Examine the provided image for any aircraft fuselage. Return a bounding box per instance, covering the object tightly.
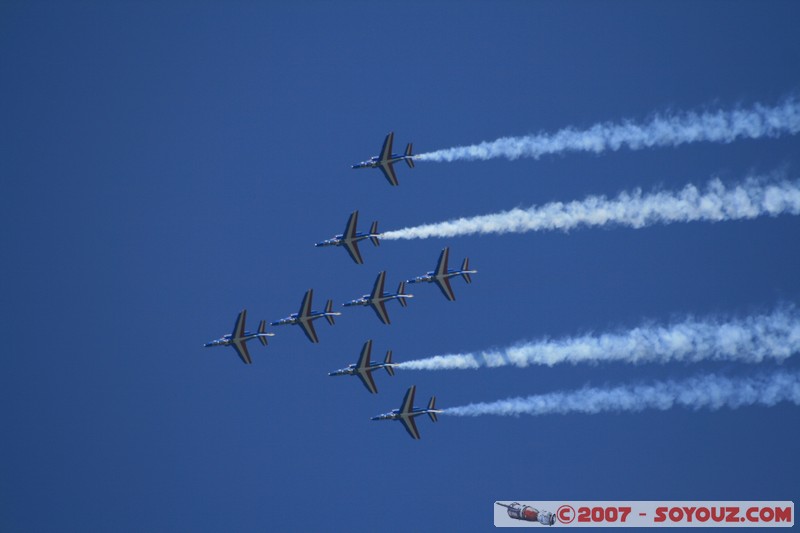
[329,361,391,376]
[271,314,300,326]
[315,232,373,248]
[409,268,476,284]
[343,294,412,307]
[205,330,261,347]
[352,153,411,169]
[275,309,339,325]
[328,365,358,377]
[371,407,432,421]
[343,296,370,307]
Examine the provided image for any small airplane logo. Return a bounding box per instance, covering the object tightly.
[270,289,341,344]
[371,385,441,440]
[342,271,413,325]
[204,309,273,364]
[496,502,556,526]
[314,210,380,265]
[352,131,414,186]
[328,340,396,394]
[406,247,477,301]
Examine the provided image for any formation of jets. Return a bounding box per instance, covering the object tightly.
[205,133,474,439]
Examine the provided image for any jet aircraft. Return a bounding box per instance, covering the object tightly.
[314,210,380,265]
[204,309,273,364]
[327,339,396,394]
[270,289,341,344]
[371,385,441,440]
[352,131,414,186]
[342,271,412,324]
[406,247,477,301]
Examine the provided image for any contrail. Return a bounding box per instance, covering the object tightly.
[444,370,800,417]
[396,307,800,370]
[415,98,800,162]
[380,177,800,240]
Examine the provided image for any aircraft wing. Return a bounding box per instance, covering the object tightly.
[400,415,421,440]
[434,277,456,301]
[370,301,391,325]
[343,240,364,264]
[370,271,386,300]
[435,248,450,277]
[378,162,399,186]
[357,340,373,370]
[357,369,378,394]
[232,309,247,339]
[379,132,394,162]
[344,211,359,240]
[298,289,313,318]
[231,338,253,364]
[400,385,416,415]
[298,318,320,344]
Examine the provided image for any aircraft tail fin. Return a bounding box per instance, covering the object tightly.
[384,350,395,376]
[397,282,409,308]
[405,143,415,168]
[257,320,269,346]
[461,258,472,284]
[369,221,380,247]
[427,396,438,422]
[325,300,336,325]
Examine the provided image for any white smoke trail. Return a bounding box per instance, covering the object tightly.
[380,177,800,240]
[416,99,800,162]
[396,307,800,370]
[444,371,800,417]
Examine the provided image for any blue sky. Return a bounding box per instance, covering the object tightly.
[2,2,799,531]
